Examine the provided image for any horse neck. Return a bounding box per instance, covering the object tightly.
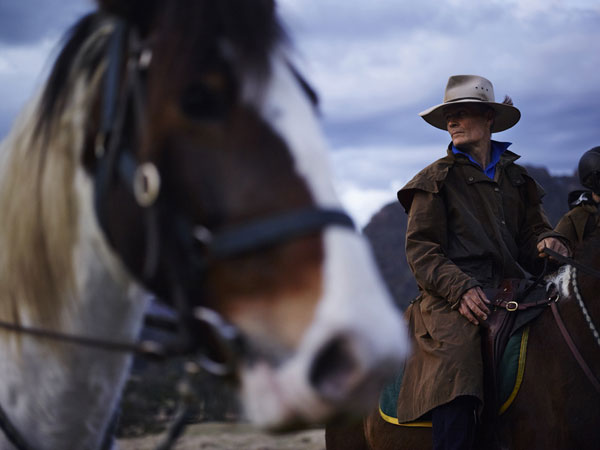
[0,75,149,449]
[572,239,600,319]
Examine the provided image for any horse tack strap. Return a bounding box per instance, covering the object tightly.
[492,297,551,311]
[203,208,355,260]
[543,247,600,279]
[485,278,552,312]
[0,318,170,358]
[550,301,600,394]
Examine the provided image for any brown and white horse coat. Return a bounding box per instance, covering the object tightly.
[0,1,408,449]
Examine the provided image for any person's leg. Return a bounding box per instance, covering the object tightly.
[431,395,478,450]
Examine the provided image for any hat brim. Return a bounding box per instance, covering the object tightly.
[419,99,521,133]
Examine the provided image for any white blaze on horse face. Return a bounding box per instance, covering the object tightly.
[239,53,410,426]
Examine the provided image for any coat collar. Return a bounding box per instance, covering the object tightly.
[445,142,521,167]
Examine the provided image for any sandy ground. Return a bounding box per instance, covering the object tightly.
[118,422,326,450]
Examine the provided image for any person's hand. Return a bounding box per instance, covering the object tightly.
[458,286,491,325]
[537,237,570,259]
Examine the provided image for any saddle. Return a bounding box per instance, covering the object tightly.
[481,278,551,421]
[379,278,554,430]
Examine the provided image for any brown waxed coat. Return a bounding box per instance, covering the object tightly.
[395,145,561,422]
[554,203,600,248]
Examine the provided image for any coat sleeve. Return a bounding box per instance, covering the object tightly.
[405,189,480,307]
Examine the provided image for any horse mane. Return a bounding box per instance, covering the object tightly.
[0,16,112,330]
[37,13,107,136]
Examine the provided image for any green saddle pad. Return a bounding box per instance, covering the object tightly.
[379,326,529,427]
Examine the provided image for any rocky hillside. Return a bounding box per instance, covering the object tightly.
[363,166,581,310]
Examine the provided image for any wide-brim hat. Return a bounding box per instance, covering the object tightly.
[419,75,521,133]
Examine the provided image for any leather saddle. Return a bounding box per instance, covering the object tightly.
[480,278,551,420]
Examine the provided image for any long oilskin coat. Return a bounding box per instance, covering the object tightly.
[395,145,560,422]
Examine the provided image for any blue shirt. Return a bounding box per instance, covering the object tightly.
[451,140,512,180]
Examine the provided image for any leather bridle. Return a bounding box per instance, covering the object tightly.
[92,16,355,374]
[0,17,355,450]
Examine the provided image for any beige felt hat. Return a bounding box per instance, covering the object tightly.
[419,75,521,133]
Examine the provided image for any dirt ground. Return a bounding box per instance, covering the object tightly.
[118,422,326,450]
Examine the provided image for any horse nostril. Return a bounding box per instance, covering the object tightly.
[308,334,362,401]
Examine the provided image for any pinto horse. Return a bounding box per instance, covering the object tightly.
[0,1,409,448]
[326,239,600,450]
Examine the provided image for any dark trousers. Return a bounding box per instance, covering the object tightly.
[431,395,478,450]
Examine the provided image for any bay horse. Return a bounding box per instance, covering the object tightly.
[0,1,409,448]
[326,239,600,450]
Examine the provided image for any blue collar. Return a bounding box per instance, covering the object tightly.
[452,140,511,179]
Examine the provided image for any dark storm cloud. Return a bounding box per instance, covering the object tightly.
[0,0,93,45]
[287,0,600,182]
[281,2,440,39]
[1,0,599,223]
[514,97,600,170]
[323,106,430,150]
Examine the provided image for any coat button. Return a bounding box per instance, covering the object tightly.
[468,176,474,182]
[501,220,506,225]
[494,187,500,192]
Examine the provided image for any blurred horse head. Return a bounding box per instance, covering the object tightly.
[0,1,408,448]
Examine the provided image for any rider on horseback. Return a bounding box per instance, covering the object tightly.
[396,75,570,450]
[555,146,600,247]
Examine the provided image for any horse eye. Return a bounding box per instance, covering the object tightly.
[180,84,227,120]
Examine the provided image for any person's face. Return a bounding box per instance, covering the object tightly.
[443,104,493,149]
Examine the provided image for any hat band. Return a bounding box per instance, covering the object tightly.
[446,96,489,103]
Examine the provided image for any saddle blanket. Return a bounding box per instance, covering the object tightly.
[379,326,529,427]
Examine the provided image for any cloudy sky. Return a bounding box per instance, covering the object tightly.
[1,0,599,226]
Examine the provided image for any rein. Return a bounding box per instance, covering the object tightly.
[0,307,232,361]
[542,247,600,279]
[0,306,236,450]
